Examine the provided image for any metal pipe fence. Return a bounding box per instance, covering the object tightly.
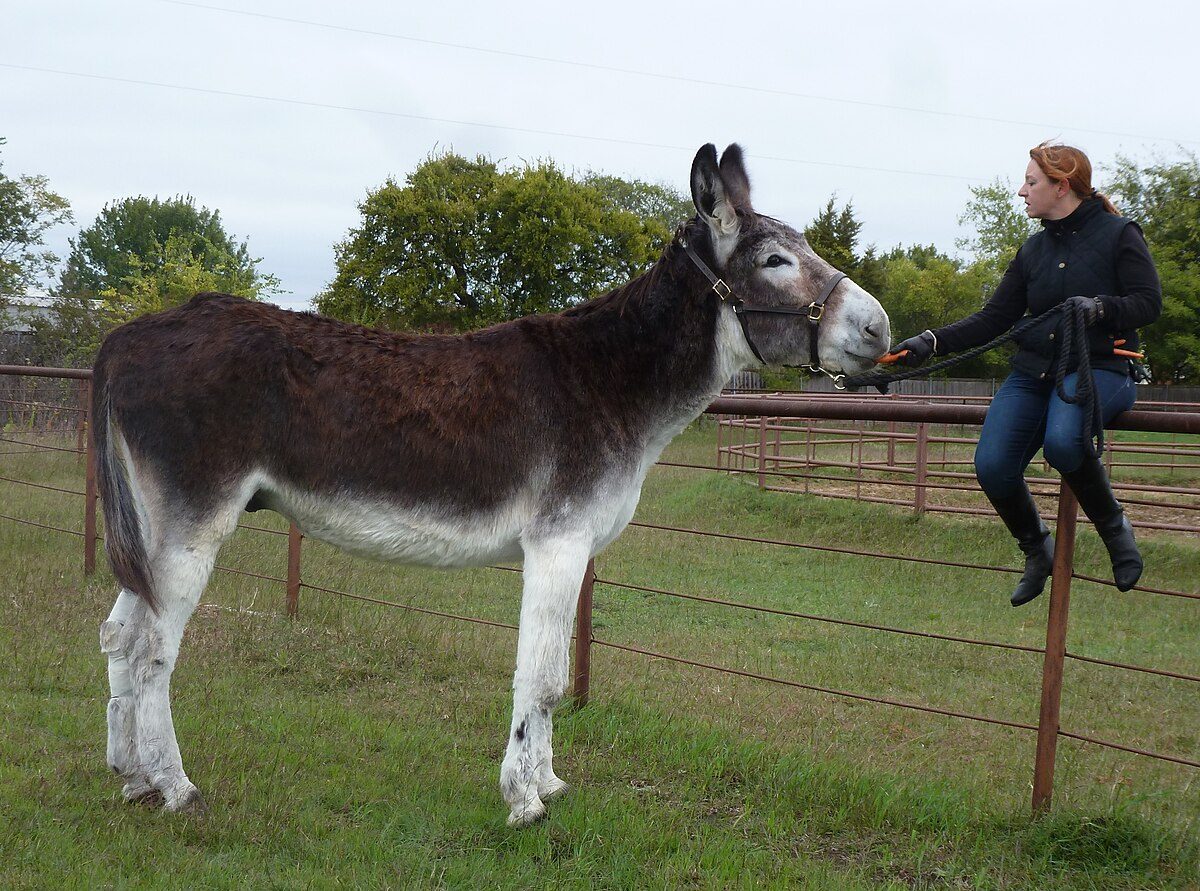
[2,366,1198,818]
[716,406,1200,533]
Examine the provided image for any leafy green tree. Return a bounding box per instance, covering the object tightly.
[1107,153,1200,382]
[58,195,277,303]
[37,195,278,365]
[100,231,277,324]
[956,177,1037,273]
[877,245,1009,378]
[317,153,673,332]
[0,138,73,309]
[581,173,693,232]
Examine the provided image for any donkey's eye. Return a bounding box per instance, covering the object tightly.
[764,254,789,268]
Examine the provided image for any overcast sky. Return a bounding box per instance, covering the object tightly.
[3,0,1198,311]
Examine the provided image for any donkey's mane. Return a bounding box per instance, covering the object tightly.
[561,238,680,321]
[188,217,702,361]
[562,216,734,321]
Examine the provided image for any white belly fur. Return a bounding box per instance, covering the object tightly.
[252,429,680,570]
[260,479,528,567]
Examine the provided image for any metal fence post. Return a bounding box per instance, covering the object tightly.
[573,558,596,706]
[76,379,87,459]
[774,418,782,477]
[286,523,302,618]
[757,415,768,489]
[914,422,929,515]
[83,380,97,576]
[715,413,723,470]
[1032,482,1079,813]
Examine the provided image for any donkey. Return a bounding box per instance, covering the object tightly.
[93,143,890,827]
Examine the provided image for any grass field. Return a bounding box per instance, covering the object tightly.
[2,422,1198,889]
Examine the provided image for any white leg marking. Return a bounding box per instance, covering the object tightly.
[125,536,224,813]
[500,538,589,827]
[100,589,143,787]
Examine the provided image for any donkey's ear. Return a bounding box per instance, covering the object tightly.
[690,143,740,247]
[690,144,721,218]
[718,143,753,213]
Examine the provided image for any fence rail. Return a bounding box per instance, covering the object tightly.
[2,366,1198,816]
[715,396,1200,533]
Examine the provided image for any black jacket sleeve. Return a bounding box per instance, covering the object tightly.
[930,250,1028,354]
[1098,224,1162,331]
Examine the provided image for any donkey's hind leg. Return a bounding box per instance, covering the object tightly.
[100,588,158,804]
[500,537,589,827]
[123,533,224,813]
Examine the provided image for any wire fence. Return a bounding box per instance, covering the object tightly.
[2,365,1198,816]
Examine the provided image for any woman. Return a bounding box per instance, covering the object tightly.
[890,142,1162,606]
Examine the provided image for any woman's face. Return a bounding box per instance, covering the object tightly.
[1017,159,1066,219]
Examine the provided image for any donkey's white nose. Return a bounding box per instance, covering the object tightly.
[863,310,890,353]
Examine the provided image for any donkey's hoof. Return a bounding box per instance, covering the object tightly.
[506,798,547,828]
[539,776,571,802]
[164,786,208,815]
[122,781,164,808]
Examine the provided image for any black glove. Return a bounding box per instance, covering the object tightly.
[886,330,936,367]
[1065,295,1103,326]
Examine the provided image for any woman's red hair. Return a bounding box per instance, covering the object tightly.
[1029,142,1119,215]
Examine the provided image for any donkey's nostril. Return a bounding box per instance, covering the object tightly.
[865,324,879,338]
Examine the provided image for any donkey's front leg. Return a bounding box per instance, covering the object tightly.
[500,538,589,827]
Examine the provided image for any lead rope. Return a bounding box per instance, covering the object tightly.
[1053,300,1106,458]
[840,301,1106,458]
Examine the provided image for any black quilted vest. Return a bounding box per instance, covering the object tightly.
[1011,199,1137,379]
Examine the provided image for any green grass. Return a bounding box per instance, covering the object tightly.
[1,424,1198,888]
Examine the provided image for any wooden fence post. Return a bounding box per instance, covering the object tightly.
[914,422,929,516]
[1032,482,1079,813]
[83,380,97,576]
[573,558,596,706]
[286,523,302,619]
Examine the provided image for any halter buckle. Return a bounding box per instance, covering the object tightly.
[807,303,825,323]
[711,279,732,301]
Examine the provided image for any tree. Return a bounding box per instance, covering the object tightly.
[956,177,1036,273]
[580,173,693,232]
[804,196,863,275]
[1107,152,1200,383]
[317,153,674,332]
[0,138,73,309]
[878,251,1008,377]
[36,195,279,366]
[58,194,278,304]
[854,244,887,297]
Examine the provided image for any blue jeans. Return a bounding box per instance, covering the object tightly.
[974,370,1136,499]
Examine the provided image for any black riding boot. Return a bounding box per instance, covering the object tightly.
[1060,454,1143,591]
[988,487,1055,607]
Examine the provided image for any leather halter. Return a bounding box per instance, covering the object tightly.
[683,242,848,381]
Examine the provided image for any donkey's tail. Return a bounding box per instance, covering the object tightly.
[92,367,157,612]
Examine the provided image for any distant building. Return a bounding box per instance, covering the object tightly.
[0,298,52,363]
